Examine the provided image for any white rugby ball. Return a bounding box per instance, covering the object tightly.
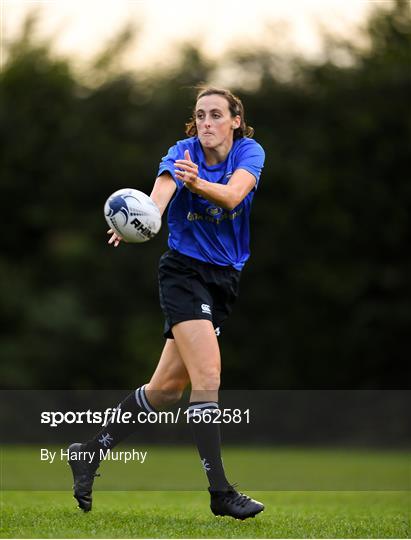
[104,188,161,243]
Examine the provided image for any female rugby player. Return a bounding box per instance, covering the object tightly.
[69,87,265,520]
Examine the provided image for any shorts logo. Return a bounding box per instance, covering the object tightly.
[201,303,211,315]
[215,327,221,337]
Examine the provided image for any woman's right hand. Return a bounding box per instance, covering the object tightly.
[107,228,123,247]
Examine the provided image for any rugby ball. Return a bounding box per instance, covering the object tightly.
[104,188,161,243]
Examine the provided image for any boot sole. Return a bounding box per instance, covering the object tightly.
[211,507,264,520]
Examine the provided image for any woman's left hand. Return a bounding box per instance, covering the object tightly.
[175,150,200,192]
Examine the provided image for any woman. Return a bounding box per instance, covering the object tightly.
[69,87,265,520]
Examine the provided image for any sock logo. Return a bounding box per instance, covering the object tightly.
[201,458,211,472]
[98,433,114,448]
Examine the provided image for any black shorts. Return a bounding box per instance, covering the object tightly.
[158,250,241,339]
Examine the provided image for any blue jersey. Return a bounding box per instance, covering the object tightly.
[157,136,265,270]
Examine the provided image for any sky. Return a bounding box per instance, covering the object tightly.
[1,0,387,71]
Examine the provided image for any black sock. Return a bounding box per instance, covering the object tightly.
[83,385,155,456]
[188,401,230,491]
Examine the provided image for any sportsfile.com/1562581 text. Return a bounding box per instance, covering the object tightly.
[40,408,250,427]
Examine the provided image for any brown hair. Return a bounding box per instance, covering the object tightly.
[185,86,254,139]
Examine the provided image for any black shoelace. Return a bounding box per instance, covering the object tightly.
[224,485,252,507]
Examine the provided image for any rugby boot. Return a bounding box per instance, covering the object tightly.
[68,443,100,512]
[209,484,264,520]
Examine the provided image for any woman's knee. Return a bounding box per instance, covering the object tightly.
[146,378,187,408]
[190,366,221,391]
[160,383,185,405]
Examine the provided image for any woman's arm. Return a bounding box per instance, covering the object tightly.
[150,172,177,216]
[184,169,256,211]
[175,151,256,211]
[107,172,176,247]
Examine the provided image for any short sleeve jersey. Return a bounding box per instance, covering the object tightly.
[157,136,265,270]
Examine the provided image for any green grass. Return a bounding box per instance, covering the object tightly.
[1,446,410,537]
[2,445,409,490]
[1,490,409,538]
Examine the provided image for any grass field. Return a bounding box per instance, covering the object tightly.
[1,490,409,538]
[1,446,409,538]
[2,445,409,491]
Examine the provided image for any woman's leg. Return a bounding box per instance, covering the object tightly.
[83,339,190,452]
[145,338,190,409]
[171,318,264,519]
[171,319,221,400]
[171,319,229,490]
[69,339,189,512]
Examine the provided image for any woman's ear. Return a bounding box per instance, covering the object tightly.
[232,116,241,130]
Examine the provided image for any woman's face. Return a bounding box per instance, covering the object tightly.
[195,94,240,151]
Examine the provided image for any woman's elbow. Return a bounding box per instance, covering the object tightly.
[223,195,242,211]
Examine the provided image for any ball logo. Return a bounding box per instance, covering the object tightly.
[104,188,161,243]
[106,194,138,225]
[130,217,156,239]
